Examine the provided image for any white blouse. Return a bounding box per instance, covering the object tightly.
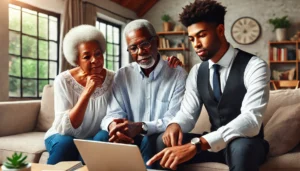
[44,69,115,140]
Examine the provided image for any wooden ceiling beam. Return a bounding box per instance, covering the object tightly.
[136,0,158,17]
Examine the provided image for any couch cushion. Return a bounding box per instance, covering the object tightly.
[39,151,49,164]
[0,132,46,164]
[35,85,55,132]
[191,106,211,134]
[264,89,300,125]
[264,103,300,157]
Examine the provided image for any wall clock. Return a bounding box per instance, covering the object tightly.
[231,17,261,45]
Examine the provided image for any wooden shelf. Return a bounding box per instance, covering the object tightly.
[269,41,298,45]
[158,48,189,51]
[269,60,298,63]
[157,31,187,35]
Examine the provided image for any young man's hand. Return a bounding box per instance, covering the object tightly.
[147,143,197,170]
[162,123,183,147]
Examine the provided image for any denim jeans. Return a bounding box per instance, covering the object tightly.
[94,130,159,169]
[45,133,101,164]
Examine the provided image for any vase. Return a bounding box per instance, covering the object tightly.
[1,163,31,171]
[275,28,287,41]
[163,22,172,32]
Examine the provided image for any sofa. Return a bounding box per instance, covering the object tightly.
[1,85,300,171]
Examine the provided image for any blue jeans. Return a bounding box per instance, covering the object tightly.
[45,133,102,164]
[94,130,158,169]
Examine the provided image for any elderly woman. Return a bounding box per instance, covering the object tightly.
[44,25,114,164]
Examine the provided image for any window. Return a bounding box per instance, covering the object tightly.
[96,18,121,71]
[8,1,60,98]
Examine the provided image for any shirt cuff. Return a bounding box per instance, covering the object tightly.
[144,121,157,135]
[101,117,115,132]
[202,131,226,152]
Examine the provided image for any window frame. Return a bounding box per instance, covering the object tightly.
[8,0,60,99]
[96,18,121,71]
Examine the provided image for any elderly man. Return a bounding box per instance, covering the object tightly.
[95,19,187,168]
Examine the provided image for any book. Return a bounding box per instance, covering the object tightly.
[54,161,83,171]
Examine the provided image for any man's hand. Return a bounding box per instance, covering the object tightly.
[147,143,197,170]
[108,119,133,144]
[167,56,183,68]
[108,119,143,143]
[162,123,183,147]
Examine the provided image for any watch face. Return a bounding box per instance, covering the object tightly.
[191,137,200,145]
[231,17,261,45]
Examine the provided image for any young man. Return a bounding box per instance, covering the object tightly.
[97,19,187,168]
[147,0,270,171]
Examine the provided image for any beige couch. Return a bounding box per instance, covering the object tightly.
[1,85,300,171]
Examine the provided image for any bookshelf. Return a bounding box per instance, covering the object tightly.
[268,41,300,89]
[157,31,190,71]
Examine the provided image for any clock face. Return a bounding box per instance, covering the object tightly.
[231,17,261,45]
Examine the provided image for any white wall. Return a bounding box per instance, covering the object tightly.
[0,0,9,101]
[143,0,300,69]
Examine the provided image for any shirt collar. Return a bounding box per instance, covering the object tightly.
[208,45,235,69]
[137,54,164,80]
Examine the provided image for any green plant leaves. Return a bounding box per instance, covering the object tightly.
[3,152,28,169]
[268,16,291,31]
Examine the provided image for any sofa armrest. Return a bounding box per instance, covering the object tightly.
[0,100,41,137]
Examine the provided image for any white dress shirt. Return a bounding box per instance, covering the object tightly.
[101,56,187,135]
[45,70,114,140]
[171,45,270,152]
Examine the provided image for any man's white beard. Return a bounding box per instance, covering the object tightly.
[138,56,156,69]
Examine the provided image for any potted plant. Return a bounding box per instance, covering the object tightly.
[268,16,291,41]
[1,152,31,171]
[161,14,172,32]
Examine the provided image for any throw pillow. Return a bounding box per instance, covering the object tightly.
[264,103,300,157]
[272,68,295,80]
[35,85,55,131]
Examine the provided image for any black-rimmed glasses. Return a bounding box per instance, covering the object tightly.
[127,37,156,54]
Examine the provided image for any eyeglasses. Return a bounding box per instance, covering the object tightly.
[127,37,155,54]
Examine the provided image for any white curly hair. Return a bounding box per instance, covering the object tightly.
[123,19,156,37]
[63,25,106,66]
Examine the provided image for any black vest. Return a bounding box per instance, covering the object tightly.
[197,49,263,138]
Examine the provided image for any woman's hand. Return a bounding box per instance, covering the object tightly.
[85,69,106,95]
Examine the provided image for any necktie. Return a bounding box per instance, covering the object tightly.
[213,64,222,102]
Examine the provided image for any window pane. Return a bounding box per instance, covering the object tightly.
[9,31,20,55]
[39,80,48,97]
[114,45,119,55]
[49,62,57,78]
[107,25,112,43]
[49,79,54,85]
[114,62,119,71]
[9,56,21,77]
[107,55,113,61]
[9,77,21,97]
[113,27,119,44]
[22,35,37,58]
[22,58,37,78]
[107,43,113,55]
[39,61,48,78]
[22,9,37,36]
[114,56,119,62]
[39,13,48,39]
[107,61,113,70]
[49,16,57,41]
[100,23,106,38]
[49,42,57,60]
[9,5,21,31]
[39,40,48,59]
[22,79,37,97]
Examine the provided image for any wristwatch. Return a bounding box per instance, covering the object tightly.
[191,137,202,154]
[141,122,148,135]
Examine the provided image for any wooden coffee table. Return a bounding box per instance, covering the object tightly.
[0,163,88,171]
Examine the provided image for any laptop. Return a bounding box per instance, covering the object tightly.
[74,139,148,171]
